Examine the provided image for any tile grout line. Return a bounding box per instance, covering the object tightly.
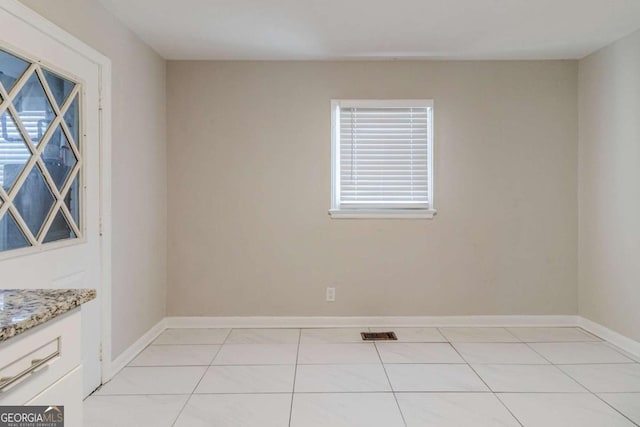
[517,340,639,426]
[593,394,640,427]
[522,341,555,364]
[436,326,523,344]
[546,363,593,392]
[524,340,639,366]
[602,341,640,364]
[113,361,640,368]
[209,328,233,367]
[601,341,640,363]
[524,340,636,363]
[90,390,634,397]
[90,328,640,426]
[169,328,232,427]
[125,360,640,368]
[373,340,409,427]
[503,328,522,342]
[288,329,302,427]
[448,342,525,427]
[492,393,527,427]
[553,363,640,427]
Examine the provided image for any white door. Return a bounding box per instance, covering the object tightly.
[0,5,103,396]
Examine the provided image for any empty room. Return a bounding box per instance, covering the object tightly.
[0,0,639,425]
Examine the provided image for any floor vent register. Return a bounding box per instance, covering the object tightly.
[360,331,398,341]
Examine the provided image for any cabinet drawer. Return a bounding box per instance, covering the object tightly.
[27,366,82,427]
[0,338,60,390]
[0,310,81,405]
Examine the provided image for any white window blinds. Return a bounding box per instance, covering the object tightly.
[332,100,433,212]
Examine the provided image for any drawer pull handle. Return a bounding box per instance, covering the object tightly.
[0,351,60,392]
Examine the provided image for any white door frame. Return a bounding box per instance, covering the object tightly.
[0,0,114,383]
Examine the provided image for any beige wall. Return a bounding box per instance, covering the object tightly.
[14,0,639,356]
[21,0,168,358]
[578,30,640,341]
[167,60,578,316]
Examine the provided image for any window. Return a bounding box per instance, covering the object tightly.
[330,100,435,219]
[0,48,82,253]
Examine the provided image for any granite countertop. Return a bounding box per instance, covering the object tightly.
[0,289,96,343]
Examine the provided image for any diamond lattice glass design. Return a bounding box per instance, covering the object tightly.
[43,209,76,243]
[63,94,79,150]
[0,211,30,251]
[0,109,31,192]
[13,165,56,238]
[0,47,82,252]
[14,72,55,146]
[42,69,74,108]
[41,125,77,190]
[0,49,29,93]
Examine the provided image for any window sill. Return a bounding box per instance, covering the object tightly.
[328,209,437,219]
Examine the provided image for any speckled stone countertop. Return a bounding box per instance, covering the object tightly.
[0,289,96,343]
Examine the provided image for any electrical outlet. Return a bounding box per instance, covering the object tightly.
[326,287,336,302]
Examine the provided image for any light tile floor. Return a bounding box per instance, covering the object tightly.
[85,327,640,427]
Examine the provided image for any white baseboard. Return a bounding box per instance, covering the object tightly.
[578,316,640,359]
[101,314,640,384]
[102,318,166,382]
[164,315,579,329]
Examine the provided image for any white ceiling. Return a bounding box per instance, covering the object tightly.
[98,0,640,60]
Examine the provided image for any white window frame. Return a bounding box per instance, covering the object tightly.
[330,99,436,219]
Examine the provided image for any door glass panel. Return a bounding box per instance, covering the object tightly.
[42,70,74,109]
[0,109,31,192]
[0,47,82,253]
[43,209,76,243]
[13,165,55,238]
[13,72,54,146]
[0,49,29,93]
[64,94,79,149]
[41,125,77,190]
[0,211,30,251]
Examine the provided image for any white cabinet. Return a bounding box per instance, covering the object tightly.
[27,367,83,427]
[0,309,83,426]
